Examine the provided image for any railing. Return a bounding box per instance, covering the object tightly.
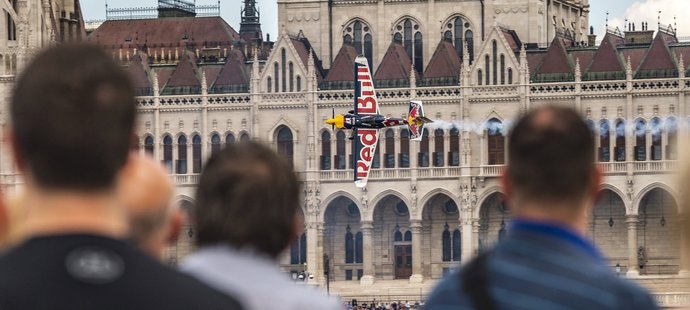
[480,165,506,177]
[169,174,200,185]
[633,161,677,173]
[597,162,627,174]
[654,293,690,308]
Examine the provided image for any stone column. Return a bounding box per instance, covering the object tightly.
[409,220,423,283]
[472,219,480,255]
[315,224,326,284]
[360,220,375,285]
[461,217,473,263]
[626,215,639,277]
[679,214,689,276]
[306,221,319,285]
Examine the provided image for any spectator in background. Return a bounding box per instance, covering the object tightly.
[0,44,242,310]
[118,153,184,259]
[181,141,342,310]
[425,105,657,310]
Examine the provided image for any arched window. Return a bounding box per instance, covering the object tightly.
[6,11,16,41]
[385,129,395,168]
[296,76,302,92]
[276,126,294,165]
[226,133,235,144]
[443,16,473,59]
[240,133,250,142]
[466,30,474,63]
[394,230,403,242]
[177,135,187,174]
[500,55,506,85]
[372,138,380,169]
[343,20,374,67]
[635,119,646,161]
[211,134,221,155]
[442,226,451,261]
[267,77,272,93]
[487,119,505,165]
[508,68,513,84]
[393,18,423,73]
[650,117,662,161]
[492,41,498,85]
[485,55,491,85]
[478,69,483,85]
[404,230,412,241]
[615,120,626,162]
[599,120,610,162]
[192,134,202,173]
[321,131,331,170]
[449,127,460,166]
[289,62,294,92]
[336,130,346,169]
[667,117,678,160]
[144,136,154,155]
[281,48,287,92]
[163,135,173,172]
[290,232,307,264]
[273,63,279,92]
[434,128,445,167]
[419,130,429,167]
[399,129,410,168]
[345,226,354,263]
[452,229,461,261]
[355,231,363,263]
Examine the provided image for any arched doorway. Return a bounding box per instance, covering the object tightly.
[638,188,679,275]
[421,193,460,278]
[323,196,362,281]
[589,189,627,271]
[478,192,509,253]
[373,195,411,280]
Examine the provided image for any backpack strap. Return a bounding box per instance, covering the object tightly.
[460,252,495,310]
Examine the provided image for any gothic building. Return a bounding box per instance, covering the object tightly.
[2,0,690,306]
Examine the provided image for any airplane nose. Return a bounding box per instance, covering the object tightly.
[325,118,336,125]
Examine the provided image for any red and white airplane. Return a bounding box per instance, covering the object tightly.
[325,56,432,188]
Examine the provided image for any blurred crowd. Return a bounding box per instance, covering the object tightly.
[0,43,685,309]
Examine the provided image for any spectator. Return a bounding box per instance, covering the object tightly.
[117,153,183,259]
[181,141,342,310]
[0,44,242,310]
[425,105,657,309]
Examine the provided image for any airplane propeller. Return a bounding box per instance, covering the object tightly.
[331,108,335,131]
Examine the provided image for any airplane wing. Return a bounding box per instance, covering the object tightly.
[354,128,379,188]
[354,56,379,116]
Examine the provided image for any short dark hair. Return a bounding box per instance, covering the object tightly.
[11,44,135,190]
[507,105,595,202]
[195,141,300,257]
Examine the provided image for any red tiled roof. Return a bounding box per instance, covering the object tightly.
[671,46,690,71]
[201,66,223,88]
[526,51,546,76]
[289,37,323,83]
[423,40,461,79]
[374,42,416,81]
[324,44,359,82]
[619,47,647,72]
[211,49,248,87]
[570,49,596,71]
[659,31,678,45]
[501,29,521,52]
[164,51,200,88]
[585,34,624,73]
[637,33,677,72]
[535,37,573,74]
[126,53,151,90]
[155,67,175,91]
[88,17,239,50]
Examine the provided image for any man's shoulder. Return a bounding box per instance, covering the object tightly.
[425,272,472,309]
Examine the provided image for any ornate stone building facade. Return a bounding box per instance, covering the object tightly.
[3,0,690,305]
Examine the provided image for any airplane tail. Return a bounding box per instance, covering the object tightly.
[407,100,432,141]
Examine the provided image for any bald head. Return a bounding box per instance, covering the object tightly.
[118,154,177,258]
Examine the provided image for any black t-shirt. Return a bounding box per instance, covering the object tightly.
[0,234,243,310]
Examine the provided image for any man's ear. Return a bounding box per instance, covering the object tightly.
[165,209,184,245]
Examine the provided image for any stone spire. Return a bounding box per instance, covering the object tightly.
[575,57,581,81]
[626,55,633,79]
[679,54,685,78]
[239,0,262,43]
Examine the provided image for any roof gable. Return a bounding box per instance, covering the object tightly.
[162,51,201,95]
[126,54,152,96]
[583,34,625,80]
[323,44,358,87]
[636,33,678,78]
[374,42,415,84]
[210,49,249,93]
[424,40,461,79]
[533,37,574,82]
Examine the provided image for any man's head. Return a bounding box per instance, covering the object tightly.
[195,141,300,258]
[118,154,181,258]
[504,105,600,213]
[10,44,135,191]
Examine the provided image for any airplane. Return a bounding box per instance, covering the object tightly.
[325,56,433,188]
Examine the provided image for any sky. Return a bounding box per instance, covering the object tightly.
[80,0,689,42]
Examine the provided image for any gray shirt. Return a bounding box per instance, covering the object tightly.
[181,245,343,310]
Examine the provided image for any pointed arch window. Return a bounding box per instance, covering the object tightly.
[452,229,461,261]
[442,226,451,261]
[508,68,513,84]
[345,225,354,263]
[443,16,473,60]
[634,119,646,161]
[487,119,505,165]
[289,62,294,92]
[226,133,235,144]
[478,69,483,85]
[240,133,250,142]
[343,20,374,67]
[290,232,307,264]
[372,135,381,169]
[615,119,626,162]
[500,55,506,85]
[163,135,173,172]
[211,134,221,155]
[273,63,279,92]
[276,126,294,166]
[355,231,363,263]
[465,30,474,63]
[399,129,410,168]
[449,127,460,166]
[296,76,302,92]
[419,130,430,167]
[144,136,154,155]
[492,41,498,85]
[434,128,445,167]
[385,129,395,168]
[336,130,346,169]
[650,117,662,161]
[321,131,331,170]
[192,134,202,173]
[267,77,272,93]
[281,48,287,92]
[394,230,403,242]
[393,18,423,72]
[177,135,187,174]
[404,231,412,242]
[599,120,610,162]
[667,117,678,160]
[485,55,490,85]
